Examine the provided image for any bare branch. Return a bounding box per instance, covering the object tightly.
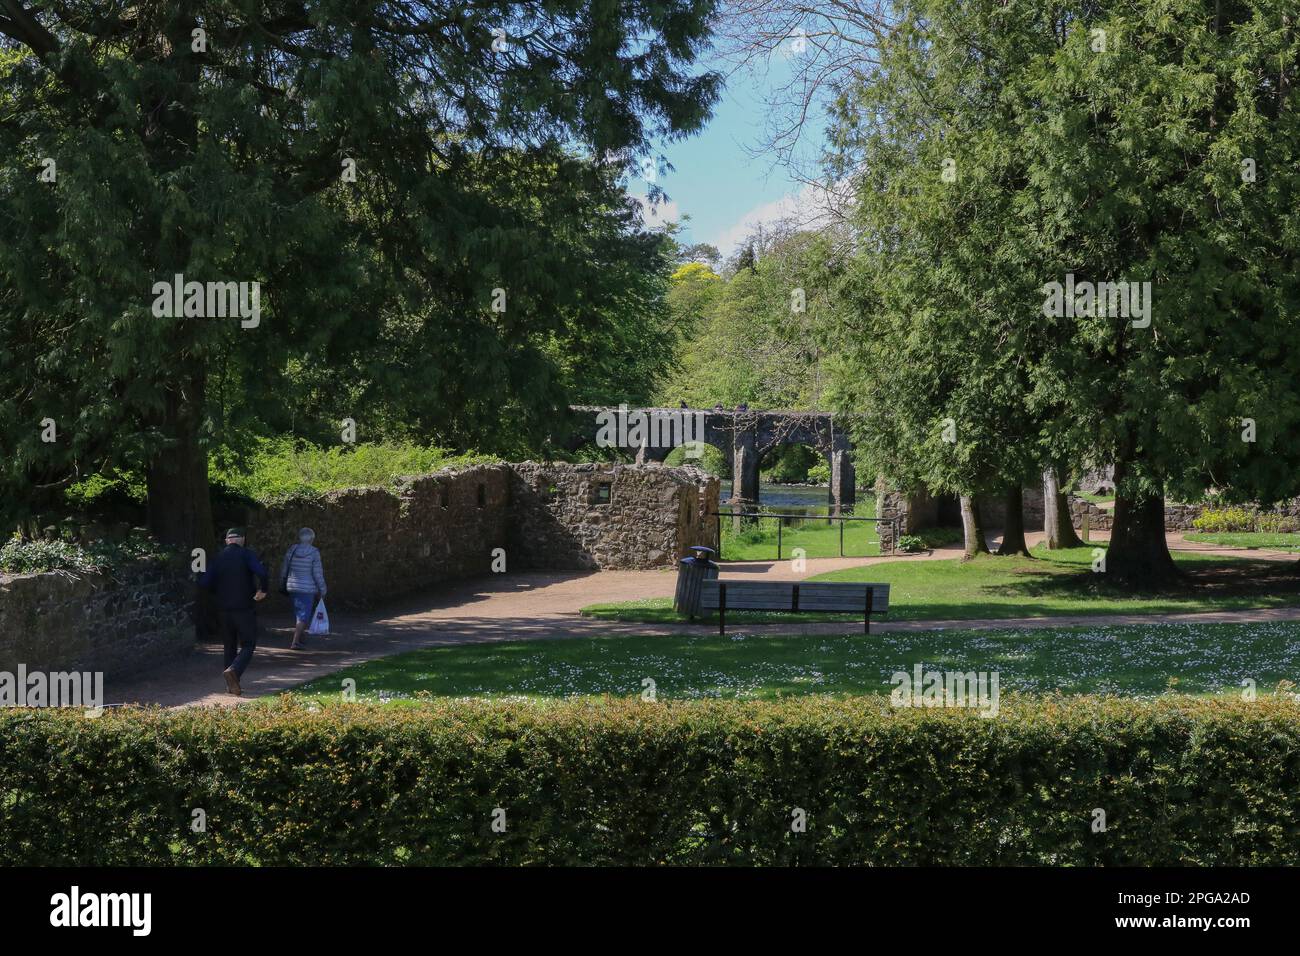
[0,0,59,55]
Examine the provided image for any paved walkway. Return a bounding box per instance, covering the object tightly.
[106,533,1299,708]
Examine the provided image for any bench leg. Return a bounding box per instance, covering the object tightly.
[719,584,726,636]
[865,588,874,635]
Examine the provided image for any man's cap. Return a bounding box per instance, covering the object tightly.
[225,527,246,538]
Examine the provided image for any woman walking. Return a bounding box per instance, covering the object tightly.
[280,527,327,650]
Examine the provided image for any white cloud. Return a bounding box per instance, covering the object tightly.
[707,181,848,257]
[630,194,681,230]
[779,27,810,60]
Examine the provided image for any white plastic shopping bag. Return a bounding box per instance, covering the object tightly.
[308,598,330,636]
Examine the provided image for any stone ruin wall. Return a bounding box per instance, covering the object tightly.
[508,462,719,571]
[0,463,721,678]
[0,559,192,681]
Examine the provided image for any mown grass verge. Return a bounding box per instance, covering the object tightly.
[581,547,1300,625]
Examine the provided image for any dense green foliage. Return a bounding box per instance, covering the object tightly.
[3,696,1298,865]
[0,531,172,574]
[822,0,1300,577]
[0,1,720,545]
[760,444,820,483]
[209,439,498,502]
[896,535,926,554]
[656,230,842,410]
[1193,507,1300,534]
[41,440,497,531]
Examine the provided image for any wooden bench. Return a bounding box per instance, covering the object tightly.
[698,580,889,635]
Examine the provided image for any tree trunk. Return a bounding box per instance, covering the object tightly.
[996,484,1031,556]
[1106,464,1179,586]
[144,23,211,552]
[960,494,989,560]
[146,371,214,551]
[1042,466,1083,549]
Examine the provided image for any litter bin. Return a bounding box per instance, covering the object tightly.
[674,546,719,619]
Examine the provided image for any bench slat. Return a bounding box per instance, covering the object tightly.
[709,596,802,610]
[795,599,890,612]
[698,580,889,613]
[796,583,889,596]
[698,581,889,594]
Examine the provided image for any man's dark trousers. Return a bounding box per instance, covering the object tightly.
[221,609,258,677]
[199,542,269,681]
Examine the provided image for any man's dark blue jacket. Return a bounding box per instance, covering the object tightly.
[199,544,270,612]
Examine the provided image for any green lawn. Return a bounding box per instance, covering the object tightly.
[581,546,1300,625]
[1185,531,1300,552]
[719,500,879,560]
[280,620,1300,703]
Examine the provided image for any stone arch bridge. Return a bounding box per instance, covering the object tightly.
[567,406,857,510]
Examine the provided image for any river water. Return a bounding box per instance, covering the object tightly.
[754,482,835,510]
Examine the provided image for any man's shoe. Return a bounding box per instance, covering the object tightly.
[223,667,242,696]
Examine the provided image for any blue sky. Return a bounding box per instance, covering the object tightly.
[631,51,830,257]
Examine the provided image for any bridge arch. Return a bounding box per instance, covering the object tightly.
[567,406,856,511]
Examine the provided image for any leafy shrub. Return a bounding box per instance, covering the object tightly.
[1257,513,1300,533]
[58,441,498,516]
[1193,507,1258,533]
[663,443,730,478]
[0,537,93,573]
[0,532,171,575]
[210,438,499,503]
[896,534,927,552]
[724,517,772,546]
[1193,507,1300,534]
[919,526,963,548]
[2,696,1297,866]
[761,444,819,484]
[63,471,147,509]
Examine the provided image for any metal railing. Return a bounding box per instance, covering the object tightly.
[709,506,899,561]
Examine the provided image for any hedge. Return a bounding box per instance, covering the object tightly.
[1,695,1298,865]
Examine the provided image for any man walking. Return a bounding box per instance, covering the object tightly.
[199,527,269,696]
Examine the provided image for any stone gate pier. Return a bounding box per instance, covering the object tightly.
[569,406,857,512]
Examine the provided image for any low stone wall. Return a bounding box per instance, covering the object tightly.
[1069,499,1300,534]
[1069,497,1113,532]
[0,560,192,681]
[978,488,1045,530]
[1163,504,1205,531]
[232,461,719,603]
[0,462,722,676]
[509,462,719,570]
[239,465,513,609]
